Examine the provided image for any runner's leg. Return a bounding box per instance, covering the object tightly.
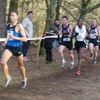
[59,45,66,68]
[17,54,27,80]
[1,49,12,80]
[17,54,27,88]
[89,43,94,60]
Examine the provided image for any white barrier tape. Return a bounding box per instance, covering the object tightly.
[0,38,6,42]
[28,35,58,40]
[0,35,58,42]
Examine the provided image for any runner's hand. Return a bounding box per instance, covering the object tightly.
[1,42,6,47]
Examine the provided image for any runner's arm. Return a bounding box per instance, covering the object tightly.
[97,26,100,39]
[10,24,27,42]
[58,25,62,38]
[72,26,78,38]
[68,26,73,38]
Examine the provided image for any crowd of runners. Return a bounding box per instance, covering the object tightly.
[43,16,100,76]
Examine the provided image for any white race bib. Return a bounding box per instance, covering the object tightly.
[63,38,70,41]
[7,30,13,41]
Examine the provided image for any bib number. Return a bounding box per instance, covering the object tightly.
[7,30,13,41]
[63,38,70,41]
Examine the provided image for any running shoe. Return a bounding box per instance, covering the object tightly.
[90,54,93,61]
[61,59,66,68]
[4,75,12,88]
[21,77,27,89]
[92,60,97,64]
[75,70,80,76]
[70,61,75,69]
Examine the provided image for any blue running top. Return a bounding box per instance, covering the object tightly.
[6,24,22,47]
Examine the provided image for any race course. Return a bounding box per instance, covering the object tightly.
[0,47,100,100]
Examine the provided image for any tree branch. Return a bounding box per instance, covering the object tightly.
[63,0,80,10]
[86,2,100,13]
[61,5,77,20]
[86,0,91,4]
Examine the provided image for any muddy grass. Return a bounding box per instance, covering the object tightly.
[0,47,100,100]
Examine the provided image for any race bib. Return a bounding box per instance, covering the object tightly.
[90,34,96,39]
[63,38,70,41]
[7,30,13,41]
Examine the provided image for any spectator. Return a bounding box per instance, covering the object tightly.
[22,11,34,61]
[44,19,60,63]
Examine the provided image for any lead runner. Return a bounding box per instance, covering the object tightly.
[1,11,27,89]
[74,18,88,76]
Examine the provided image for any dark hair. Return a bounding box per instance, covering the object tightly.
[92,18,97,21]
[11,11,18,15]
[28,11,33,14]
[77,17,83,22]
[62,16,68,20]
[54,18,59,21]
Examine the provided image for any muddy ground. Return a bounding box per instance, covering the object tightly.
[0,47,100,100]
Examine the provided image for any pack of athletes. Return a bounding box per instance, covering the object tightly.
[74,25,87,50]
[61,24,73,50]
[6,24,22,56]
[88,25,99,46]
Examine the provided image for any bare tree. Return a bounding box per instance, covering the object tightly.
[44,0,57,32]
[0,0,6,56]
[80,0,100,18]
[8,0,19,22]
[0,0,6,36]
[61,0,100,20]
[56,0,63,19]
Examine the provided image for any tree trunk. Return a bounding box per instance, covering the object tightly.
[79,0,90,19]
[8,0,18,22]
[44,0,57,33]
[0,0,6,36]
[55,0,62,19]
[20,0,25,20]
[0,0,7,57]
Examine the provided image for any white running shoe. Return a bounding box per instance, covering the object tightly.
[90,54,93,61]
[61,59,66,68]
[70,61,75,69]
[21,77,27,89]
[4,76,12,88]
[92,60,97,64]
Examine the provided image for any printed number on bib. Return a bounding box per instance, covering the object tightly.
[7,30,14,41]
[63,38,70,41]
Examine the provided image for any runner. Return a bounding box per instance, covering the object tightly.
[59,16,74,69]
[74,18,88,76]
[88,18,100,64]
[1,12,27,89]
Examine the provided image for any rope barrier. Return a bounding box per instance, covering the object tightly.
[0,35,58,42]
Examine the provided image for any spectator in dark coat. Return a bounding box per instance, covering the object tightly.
[44,19,61,63]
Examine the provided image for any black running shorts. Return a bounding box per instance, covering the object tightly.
[5,45,22,56]
[60,41,73,50]
[75,41,86,50]
[89,39,98,46]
